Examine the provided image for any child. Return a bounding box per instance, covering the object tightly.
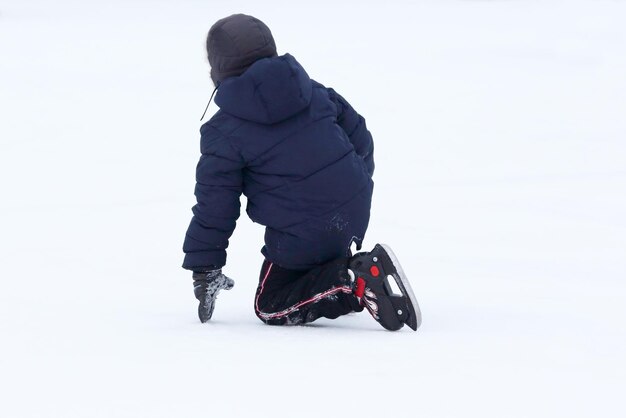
[183,14,420,331]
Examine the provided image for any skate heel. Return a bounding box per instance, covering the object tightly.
[349,244,422,331]
[378,244,421,330]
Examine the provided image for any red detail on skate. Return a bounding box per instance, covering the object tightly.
[370,265,380,277]
[354,278,366,298]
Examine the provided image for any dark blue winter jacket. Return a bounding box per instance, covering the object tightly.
[183,54,374,271]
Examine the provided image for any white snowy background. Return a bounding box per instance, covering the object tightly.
[1,0,625,417]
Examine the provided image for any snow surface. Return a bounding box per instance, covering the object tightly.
[1,0,625,417]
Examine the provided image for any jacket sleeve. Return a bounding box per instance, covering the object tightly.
[182,124,244,271]
[328,88,375,176]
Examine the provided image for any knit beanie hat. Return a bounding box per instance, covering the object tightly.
[206,14,277,85]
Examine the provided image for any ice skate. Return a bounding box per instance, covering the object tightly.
[348,244,421,331]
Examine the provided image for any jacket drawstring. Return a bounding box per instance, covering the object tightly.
[200,86,219,121]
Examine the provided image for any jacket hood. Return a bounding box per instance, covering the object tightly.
[214,54,313,124]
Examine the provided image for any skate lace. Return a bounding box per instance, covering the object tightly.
[362,289,379,319]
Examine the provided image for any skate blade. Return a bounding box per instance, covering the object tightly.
[379,244,422,331]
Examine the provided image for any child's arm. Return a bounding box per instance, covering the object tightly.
[182,124,244,271]
[327,88,375,176]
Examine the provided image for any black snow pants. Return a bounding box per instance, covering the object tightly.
[254,257,363,326]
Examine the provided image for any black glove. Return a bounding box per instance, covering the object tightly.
[192,269,235,323]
